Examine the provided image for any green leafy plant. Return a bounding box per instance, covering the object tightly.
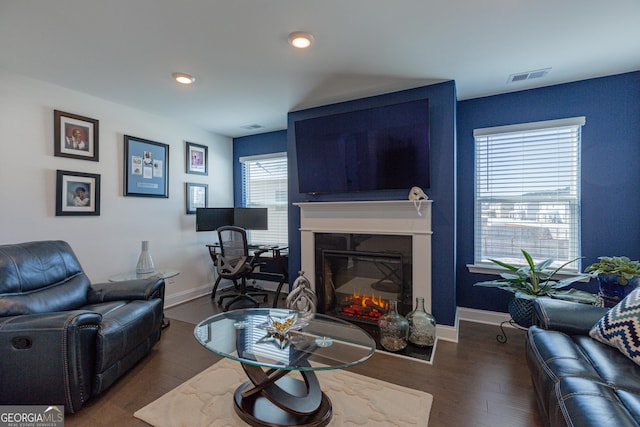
[474,249,599,304]
[585,256,640,285]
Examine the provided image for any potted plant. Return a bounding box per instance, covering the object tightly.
[585,256,640,307]
[474,249,600,327]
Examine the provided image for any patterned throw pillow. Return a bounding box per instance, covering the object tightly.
[590,287,640,366]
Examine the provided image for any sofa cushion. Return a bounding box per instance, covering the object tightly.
[0,241,90,316]
[0,274,91,316]
[551,377,640,427]
[590,287,640,366]
[0,241,85,293]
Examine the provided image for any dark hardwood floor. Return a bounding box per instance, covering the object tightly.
[66,290,544,426]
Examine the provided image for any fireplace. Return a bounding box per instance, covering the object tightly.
[315,234,413,321]
[295,200,434,362]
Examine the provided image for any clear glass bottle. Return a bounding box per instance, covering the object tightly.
[136,240,155,275]
[407,297,436,347]
[378,300,409,352]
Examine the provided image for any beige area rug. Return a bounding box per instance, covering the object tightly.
[134,358,432,426]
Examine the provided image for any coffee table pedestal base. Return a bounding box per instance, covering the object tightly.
[234,377,332,427]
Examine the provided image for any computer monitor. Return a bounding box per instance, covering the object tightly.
[195,208,234,232]
[195,207,268,231]
[234,208,268,230]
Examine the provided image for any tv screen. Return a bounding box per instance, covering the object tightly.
[196,208,234,232]
[234,208,268,230]
[196,208,268,231]
[294,99,430,194]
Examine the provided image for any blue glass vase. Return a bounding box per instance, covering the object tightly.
[598,274,640,307]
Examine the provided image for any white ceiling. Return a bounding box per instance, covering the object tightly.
[1,0,639,137]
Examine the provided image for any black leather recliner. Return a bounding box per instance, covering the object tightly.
[0,240,165,413]
[526,297,640,427]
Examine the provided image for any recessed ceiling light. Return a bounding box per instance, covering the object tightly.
[288,31,314,49]
[241,124,264,130]
[172,72,195,85]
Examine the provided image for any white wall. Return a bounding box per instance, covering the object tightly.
[0,68,233,306]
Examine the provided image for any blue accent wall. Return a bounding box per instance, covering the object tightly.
[288,81,458,326]
[456,71,640,312]
[233,130,287,206]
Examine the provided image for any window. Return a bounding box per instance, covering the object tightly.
[240,152,288,245]
[472,117,585,271]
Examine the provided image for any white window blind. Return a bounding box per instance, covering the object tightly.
[473,117,585,269]
[240,152,288,245]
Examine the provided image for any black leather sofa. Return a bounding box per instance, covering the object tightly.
[0,240,165,413]
[526,297,640,427]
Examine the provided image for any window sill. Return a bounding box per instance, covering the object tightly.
[466,263,590,282]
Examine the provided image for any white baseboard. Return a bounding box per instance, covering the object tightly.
[457,306,512,326]
[434,307,513,345]
[165,283,212,308]
[435,323,459,343]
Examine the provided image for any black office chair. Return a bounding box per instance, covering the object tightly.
[211,226,268,311]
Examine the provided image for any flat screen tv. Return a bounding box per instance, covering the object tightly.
[294,98,430,194]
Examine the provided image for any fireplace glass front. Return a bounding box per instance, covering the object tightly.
[314,233,413,321]
[322,249,407,323]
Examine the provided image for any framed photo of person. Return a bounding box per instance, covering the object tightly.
[54,110,99,161]
[186,182,208,214]
[124,135,169,198]
[185,141,208,175]
[55,170,101,216]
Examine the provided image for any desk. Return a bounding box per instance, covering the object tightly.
[109,269,179,329]
[206,244,288,308]
[194,308,375,426]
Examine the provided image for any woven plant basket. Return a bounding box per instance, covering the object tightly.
[508,296,535,328]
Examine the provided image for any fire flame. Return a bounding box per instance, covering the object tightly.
[352,290,389,311]
[338,290,390,321]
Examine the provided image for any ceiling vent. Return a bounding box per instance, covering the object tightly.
[507,68,551,84]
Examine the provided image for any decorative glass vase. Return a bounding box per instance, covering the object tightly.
[136,240,155,275]
[407,297,436,347]
[378,300,409,352]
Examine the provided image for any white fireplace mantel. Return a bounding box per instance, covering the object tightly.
[294,200,433,312]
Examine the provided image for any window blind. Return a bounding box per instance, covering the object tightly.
[473,117,585,268]
[240,152,288,245]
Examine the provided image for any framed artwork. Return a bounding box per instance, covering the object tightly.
[124,135,169,198]
[54,110,99,161]
[55,170,101,216]
[186,182,208,214]
[186,141,208,175]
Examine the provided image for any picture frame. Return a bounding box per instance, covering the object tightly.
[54,110,99,161]
[56,170,101,216]
[186,182,208,214]
[124,135,169,198]
[186,141,208,175]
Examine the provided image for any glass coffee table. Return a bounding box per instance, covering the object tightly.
[194,308,376,427]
